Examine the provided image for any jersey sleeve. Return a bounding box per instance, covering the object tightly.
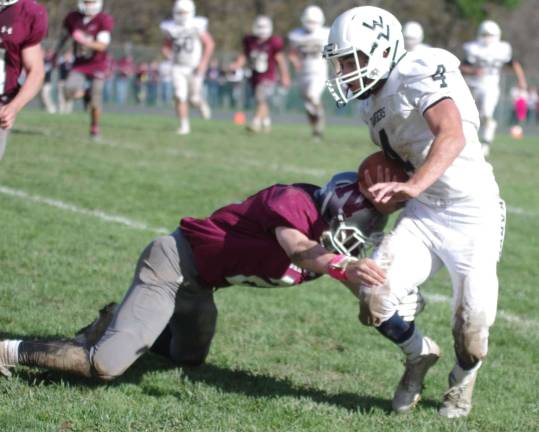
[501,41,513,64]
[272,36,285,54]
[194,16,208,34]
[402,49,461,114]
[100,13,115,32]
[22,5,48,48]
[262,187,319,236]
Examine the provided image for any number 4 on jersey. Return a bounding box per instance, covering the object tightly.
[432,64,448,88]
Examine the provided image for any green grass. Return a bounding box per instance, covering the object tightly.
[0,110,538,431]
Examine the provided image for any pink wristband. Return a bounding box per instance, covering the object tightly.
[327,254,349,281]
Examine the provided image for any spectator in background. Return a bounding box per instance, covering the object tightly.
[146,61,160,106]
[57,51,74,114]
[221,66,244,110]
[115,44,135,105]
[158,58,173,106]
[133,62,148,104]
[205,58,221,108]
[40,49,57,114]
[527,86,537,124]
[102,55,114,104]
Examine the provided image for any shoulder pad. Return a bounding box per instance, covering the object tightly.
[397,48,460,82]
[159,19,176,35]
[194,16,208,32]
[288,28,304,43]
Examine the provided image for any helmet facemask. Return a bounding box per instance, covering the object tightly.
[0,0,17,11]
[173,0,195,26]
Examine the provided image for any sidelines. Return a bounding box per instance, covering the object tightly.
[1,184,538,334]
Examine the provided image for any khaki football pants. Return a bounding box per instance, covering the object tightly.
[91,229,217,380]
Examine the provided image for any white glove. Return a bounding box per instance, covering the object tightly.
[396,287,426,322]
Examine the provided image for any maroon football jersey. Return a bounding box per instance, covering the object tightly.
[180,184,328,289]
[63,11,114,77]
[242,35,284,86]
[0,0,47,102]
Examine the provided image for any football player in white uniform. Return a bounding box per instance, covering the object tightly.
[161,0,214,135]
[288,6,330,139]
[402,21,429,53]
[323,6,506,418]
[461,20,527,156]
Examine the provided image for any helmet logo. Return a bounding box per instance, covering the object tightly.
[362,16,390,41]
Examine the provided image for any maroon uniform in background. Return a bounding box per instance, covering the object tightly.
[181,184,327,288]
[0,0,47,103]
[63,10,114,78]
[242,35,284,87]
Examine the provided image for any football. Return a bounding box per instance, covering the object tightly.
[357,151,409,191]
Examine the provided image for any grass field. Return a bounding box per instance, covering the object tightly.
[0,110,538,431]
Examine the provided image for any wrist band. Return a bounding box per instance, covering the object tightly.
[327,254,350,281]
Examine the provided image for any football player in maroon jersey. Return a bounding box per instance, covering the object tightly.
[0,171,425,381]
[54,0,113,138]
[0,0,47,160]
[230,16,290,133]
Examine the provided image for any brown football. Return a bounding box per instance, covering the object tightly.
[357,151,409,191]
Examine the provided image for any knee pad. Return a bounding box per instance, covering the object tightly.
[358,283,399,327]
[453,309,490,369]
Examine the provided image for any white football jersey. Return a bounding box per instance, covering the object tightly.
[462,39,512,89]
[358,47,499,203]
[288,26,330,76]
[160,17,208,69]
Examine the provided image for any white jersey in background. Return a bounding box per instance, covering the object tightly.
[161,16,208,70]
[288,26,330,77]
[462,39,512,89]
[358,47,499,204]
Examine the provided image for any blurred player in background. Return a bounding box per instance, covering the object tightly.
[55,0,114,139]
[161,0,214,136]
[461,20,527,157]
[0,0,47,160]
[288,5,330,140]
[0,171,425,382]
[230,16,290,133]
[402,21,429,53]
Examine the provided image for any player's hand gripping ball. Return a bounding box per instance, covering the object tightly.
[357,151,409,191]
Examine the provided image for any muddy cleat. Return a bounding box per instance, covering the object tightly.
[438,364,479,418]
[74,302,117,347]
[392,337,441,413]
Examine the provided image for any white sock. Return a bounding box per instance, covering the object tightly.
[451,361,482,384]
[252,117,262,128]
[262,117,271,128]
[180,119,190,130]
[398,329,432,361]
[4,340,22,365]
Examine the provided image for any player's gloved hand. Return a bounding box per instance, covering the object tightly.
[396,286,426,322]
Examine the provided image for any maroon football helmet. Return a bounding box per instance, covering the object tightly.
[315,172,387,256]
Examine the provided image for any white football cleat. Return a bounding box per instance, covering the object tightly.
[200,102,211,120]
[392,337,441,413]
[177,124,191,135]
[438,364,479,418]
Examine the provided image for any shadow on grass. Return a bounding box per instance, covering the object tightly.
[0,332,438,414]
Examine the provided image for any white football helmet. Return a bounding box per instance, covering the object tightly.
[0,0,18,10]
[252,15,273,40]
[301,5,325,33]
[78,0,103,16]
[402,21,424,51]
[323,6,406,106]
[316,172,387,257]
[173,0,195,26]
[478,20,501,46]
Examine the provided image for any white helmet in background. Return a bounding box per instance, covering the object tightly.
[252,15,273,40]
[78,0,103,16]
[301,5,325,33]
[477,20,501,45]
[323,6,406,106]
[402,21,423,51]
[173,0,195,26]
[0,0,18,10]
